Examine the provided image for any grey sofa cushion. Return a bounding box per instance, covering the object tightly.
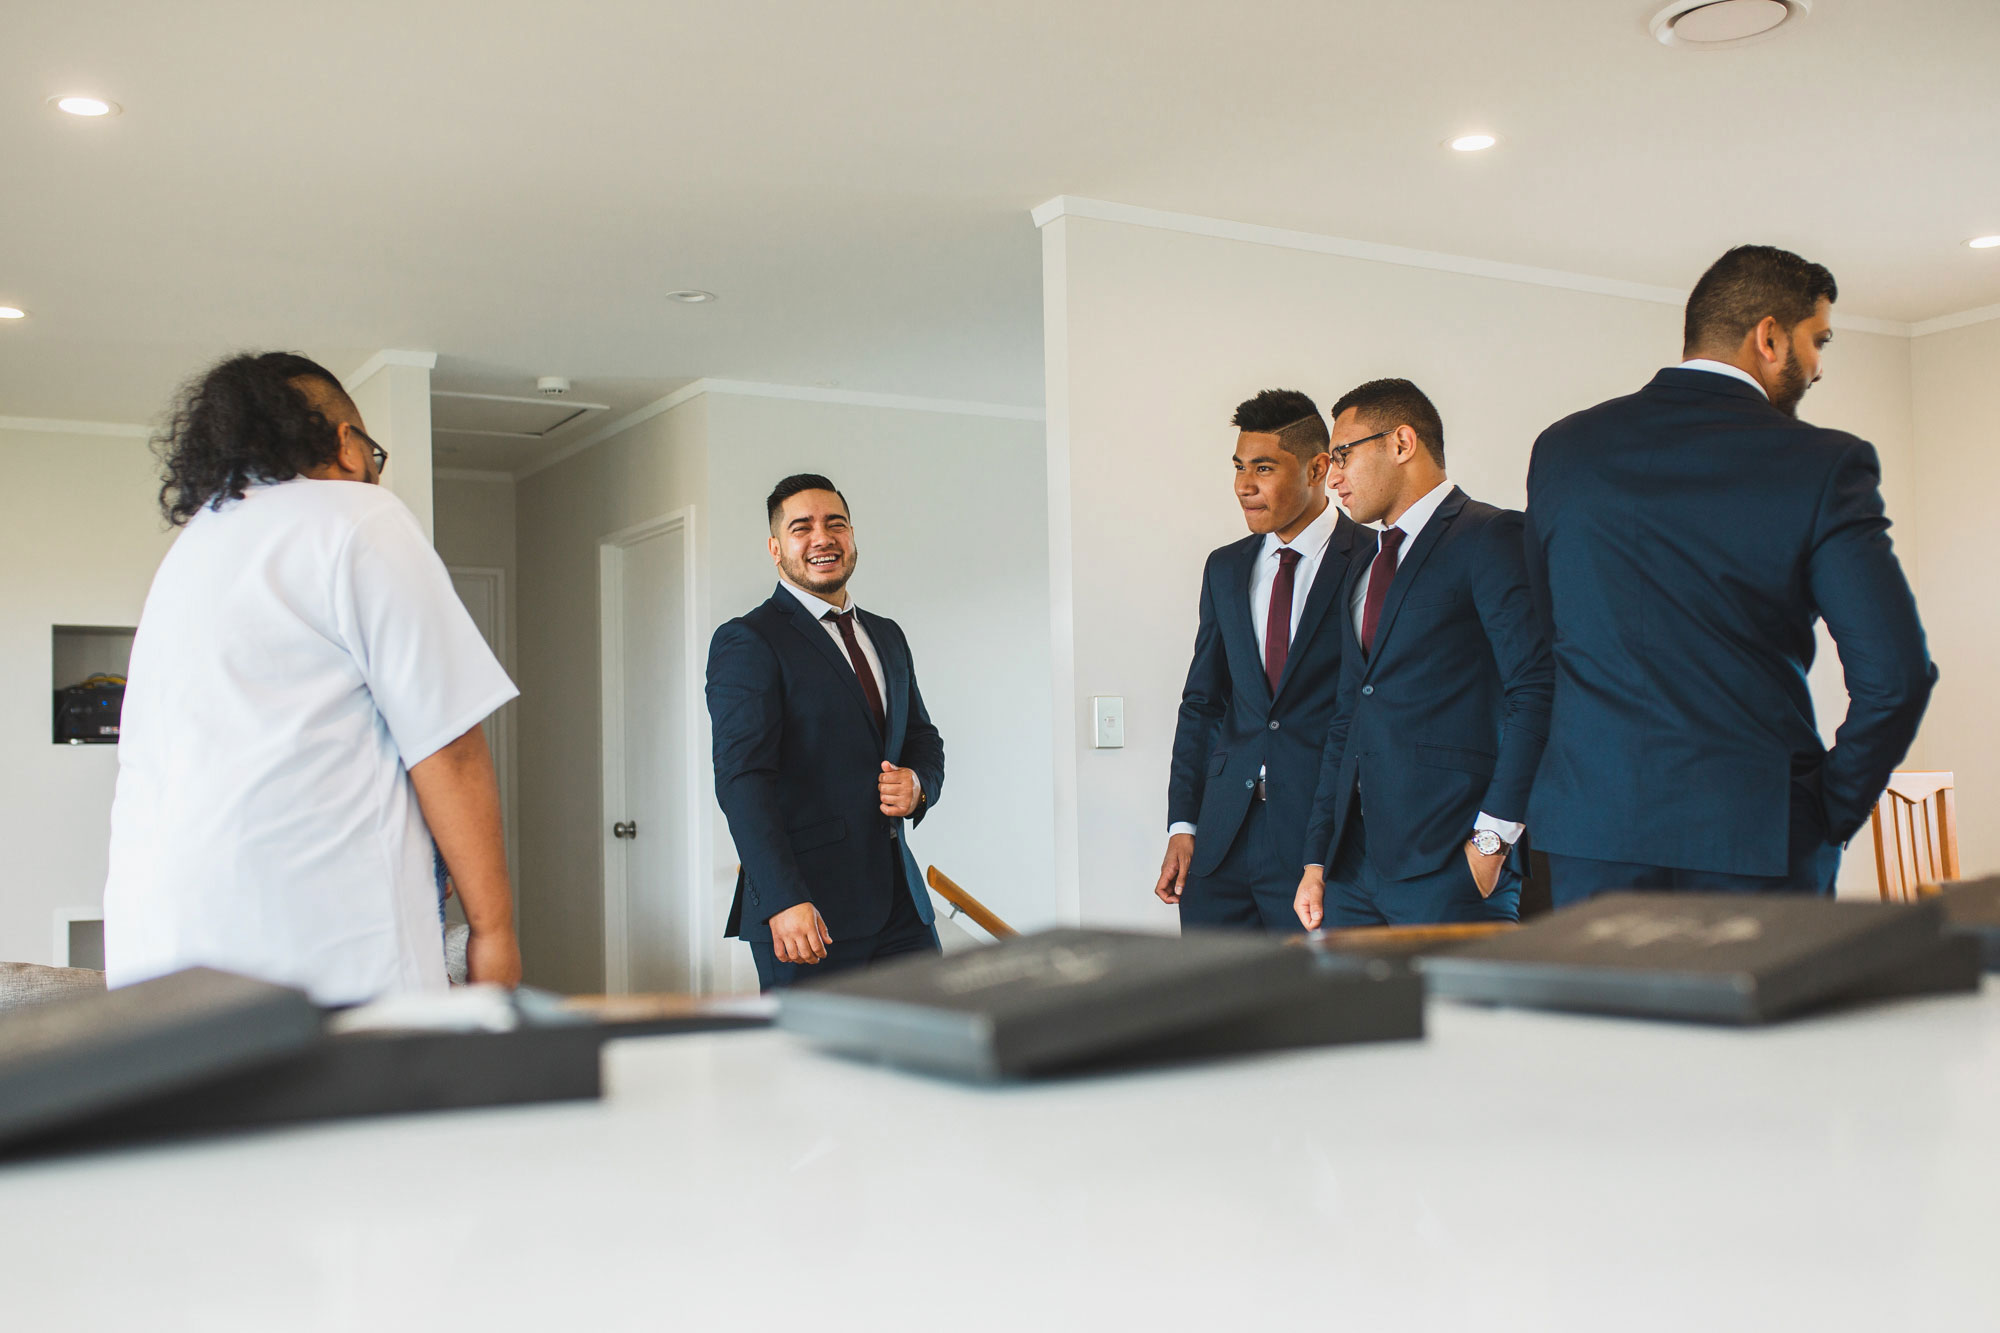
[0,961,107,1012]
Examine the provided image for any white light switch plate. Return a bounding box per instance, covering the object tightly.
[1091,695,1124,749]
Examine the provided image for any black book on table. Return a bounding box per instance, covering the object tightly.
[776,927,1424,1082]
[0,968,322,1150]
[1419,892,1951,1024]
[1936,877,2000,970]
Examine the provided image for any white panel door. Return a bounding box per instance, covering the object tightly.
[613,525,694,992]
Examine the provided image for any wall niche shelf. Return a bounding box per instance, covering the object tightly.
[52,625,135,745]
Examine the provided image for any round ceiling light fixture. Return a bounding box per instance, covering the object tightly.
[1447,133,1498,153]
[666,289,716,304]
[0,306,26,320]
[1969,235,2000,250]
[1651,0,1809,50]
[49,94,121,117]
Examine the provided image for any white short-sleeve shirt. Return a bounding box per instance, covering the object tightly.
[103,479,518,1005]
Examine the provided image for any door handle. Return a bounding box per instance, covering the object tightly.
[612,821,638,839]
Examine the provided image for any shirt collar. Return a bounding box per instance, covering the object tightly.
[1260,497,1341,561]
[1676,358,1770,400]
[1384,478,1455,543]
[780,577,856,620]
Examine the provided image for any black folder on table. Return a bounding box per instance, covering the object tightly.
[1936,877,2000,970]
[0,968,322,1150]
[776,928,1424,1082]
[1420,893,1953,1024]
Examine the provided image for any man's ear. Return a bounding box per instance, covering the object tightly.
[1752,315,1787,366]
[1307,452,1330,487]
[767,534,783,567]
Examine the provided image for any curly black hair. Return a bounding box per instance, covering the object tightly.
[154,351,356,526]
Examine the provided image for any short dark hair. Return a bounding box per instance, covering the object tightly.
[1329,378,1445,468]
[1684,245,1838,356]
[1232,388,1330,466]
[766,473,849,528]
[154,352,358,526]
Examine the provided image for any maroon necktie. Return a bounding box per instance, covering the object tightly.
[825,609,887,733]
[1264,548,1302,693]
[1359,527,1405,657]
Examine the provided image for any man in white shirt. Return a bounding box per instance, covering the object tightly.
[104,352,521,1004]
[1294,379,1552,928]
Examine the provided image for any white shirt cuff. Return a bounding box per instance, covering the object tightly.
[1474,812,1525,844]
[1168,822,1197,838]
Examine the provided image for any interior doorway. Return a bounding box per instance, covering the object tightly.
[446,566,517,893]
[599,509,707,993]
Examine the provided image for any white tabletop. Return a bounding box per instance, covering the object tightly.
[4,986,1997,1332]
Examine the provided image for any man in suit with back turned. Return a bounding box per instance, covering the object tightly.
[1294,379,1552,929]
[707,474,945,990]
[1524,245,1936,905]
[1157,389,1365,931]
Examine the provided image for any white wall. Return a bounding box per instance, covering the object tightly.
[0,426,176,965]
[510,386,1051,994]
[1910,316,2000,880]
[1039,211,1930,926]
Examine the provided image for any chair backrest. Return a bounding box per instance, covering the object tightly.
[1871,771,1959,902]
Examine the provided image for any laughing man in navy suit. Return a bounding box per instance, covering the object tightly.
[1525,246,1935,904]
[1295,379,1553,929]
[1158,389,1365,932]
[707,474,944,991]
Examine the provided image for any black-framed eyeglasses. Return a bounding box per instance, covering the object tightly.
[352,426,388,475]
[1328,430,1392,468]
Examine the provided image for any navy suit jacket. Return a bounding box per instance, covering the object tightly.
[1524,368,1935,876]
[706,586,943,943]
[1303,488,1553,881]
[1169,511,1366,876]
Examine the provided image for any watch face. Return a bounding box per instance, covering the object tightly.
[1474,831,1502,855]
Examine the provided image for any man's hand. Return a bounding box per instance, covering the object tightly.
[878,761,921,818]
[1294,866,1327,930]
[1154,833,1196,904]
[1465,842,1506,898]
[466,926,522,987]
[769,901,832,964]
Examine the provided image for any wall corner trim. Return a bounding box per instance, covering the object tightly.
[1026,196,1943,337]
[0,415,151,438]
[344,349,439,392]
[434,467,516,483]
[1911,302,2000,338]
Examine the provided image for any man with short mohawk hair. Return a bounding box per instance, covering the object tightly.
[1157,389,1365,932]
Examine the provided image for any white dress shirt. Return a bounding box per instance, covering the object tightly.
[1338,477,1522,852]
[778,578,919,802]
[1677,358,1769,399]
[1170,502,1343,839]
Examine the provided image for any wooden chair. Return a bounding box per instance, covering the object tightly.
[1871,771,1959,902]
[926,866,1018,939]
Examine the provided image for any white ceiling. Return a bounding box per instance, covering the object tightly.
[5,1,1997,462]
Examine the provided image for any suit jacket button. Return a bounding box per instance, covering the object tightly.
[1361,685,1374,696]
[1268,720,1280,731]
[1245,779,1255,790]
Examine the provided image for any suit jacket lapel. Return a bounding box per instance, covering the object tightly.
[778,586,880,735]
[1361,488,1466,679]
[858,607,907,754]
[1220,537,1269,703]
[1273,511,1359,700]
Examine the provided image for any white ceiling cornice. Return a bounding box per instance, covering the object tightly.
[1031,196,2000,340]
[0,415,151,438]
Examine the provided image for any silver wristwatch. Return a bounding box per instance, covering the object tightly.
[1470,829,1510,857]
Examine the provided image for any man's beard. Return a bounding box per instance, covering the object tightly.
[1770,348,1811,418]
[784,550,852,594]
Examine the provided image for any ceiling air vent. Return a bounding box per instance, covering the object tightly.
[431,390,610,442]
[1651,0,1809,50]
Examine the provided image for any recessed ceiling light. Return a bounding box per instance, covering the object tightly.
[1651,0,1809,51]
[49,95,121,117]
[1969,235,2000,250]
[1447,134,1498,153]
[666,289,716,304]
[0,306,25,320]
